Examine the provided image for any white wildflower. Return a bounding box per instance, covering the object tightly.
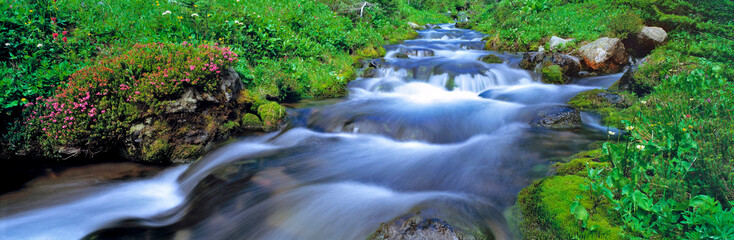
[191,13,199,17]
[626,126,635,131]
[36,43,43,48]
[640,100,647,104]
[608,131,616,136]
[636,145,645,150]
[162,10,172,15]
[225,20,229,23]
[4,43,9,46]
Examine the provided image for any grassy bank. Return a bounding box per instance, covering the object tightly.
[464,0,733,238]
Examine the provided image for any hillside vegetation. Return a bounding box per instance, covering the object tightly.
[465,0,733,239]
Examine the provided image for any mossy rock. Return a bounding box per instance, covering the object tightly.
[257,102,287,132]
[553,158,609,177]
[219,120,241,133]
[355,46,387,59]
[517,175,623,240]
[568,89,632,110]
[241,113,263,130]
[569,89,635,128]
[541,65,565,84]
[171,144,203,163]
[479,54,503,64]
[142,138,171,163]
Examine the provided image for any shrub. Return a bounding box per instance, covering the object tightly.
[10,42,238,155]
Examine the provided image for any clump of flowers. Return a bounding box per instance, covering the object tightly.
[21,42,238,154]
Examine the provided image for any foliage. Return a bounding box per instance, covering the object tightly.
[540,64,564,84]
[7,42,238,154]
[472,0,643,51]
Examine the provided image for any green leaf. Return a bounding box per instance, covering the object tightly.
[633,190,653,211]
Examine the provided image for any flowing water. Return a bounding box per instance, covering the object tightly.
[0,24,623,239]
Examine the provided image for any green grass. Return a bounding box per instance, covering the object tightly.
[482,0,734,238]
[470,0,643,51]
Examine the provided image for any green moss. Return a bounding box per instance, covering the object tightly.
[241,113,263,129]
[171,144,203,162]
[220,120,241,133]
[569,89,635,128]
[554,158,609,177]
[355,46,387,59]
[518,175,623,240]
[257,101,287,132]
[142,138,171,163]
[479,54,503,64]
[541,65,565,84]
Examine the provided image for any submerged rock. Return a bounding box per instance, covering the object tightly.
[529,106,582,129]
[368,214,483,240]
[578,37,627,73]
[424,23,440,29]
[479,54,503,64]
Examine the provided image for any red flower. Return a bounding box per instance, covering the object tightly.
[52,32,59,39]
[51,17,57,24]
[62,37,67,43]
[685,114,691,118]
[62,31,68,36]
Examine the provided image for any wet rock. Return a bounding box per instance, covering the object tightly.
[407,22,422,30]
[455,21,474,29]
[258,102,287,132]
[519,52,546,70]
[424,23,439,29]
[548,36,574,52]
[395,53,410,59]
[578,37,627,73]
[479,54,503,64]
[530,106,582,129]
[402,48,435,57]
[370,58,387,68]
[569,89,632,110]
[368,214,482,240]
[549,53,581,77]
[361,67,378,78]
[611,57,647,94]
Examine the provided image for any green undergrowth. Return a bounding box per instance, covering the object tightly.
[469,0,643,51]
[508,0,734,238]
[2,0,465,160]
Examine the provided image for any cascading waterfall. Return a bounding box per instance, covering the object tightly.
[0,24,623,240]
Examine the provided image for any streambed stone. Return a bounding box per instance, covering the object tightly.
[578,37,627,73]
[369,213,482,240]
[529,106,582,129]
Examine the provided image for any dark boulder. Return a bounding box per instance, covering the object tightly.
[519,52,546,70]
[530,106,582,129]
[549,53,581,77]
[370,58,387,68]
[368,214,482,240]
[361,67,378,78]
[479,54,503,64]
